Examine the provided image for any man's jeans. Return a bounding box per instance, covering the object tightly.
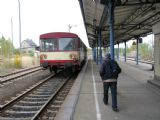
[103,82,117,108]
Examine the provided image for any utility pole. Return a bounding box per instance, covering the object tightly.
[11,18,14,57]
[18,0,21,54]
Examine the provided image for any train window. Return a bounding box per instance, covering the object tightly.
[59,38,77,51]
[40,39,57,52]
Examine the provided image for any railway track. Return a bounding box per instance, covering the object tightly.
[0,66,41,78]
[0,66,43,85]
[120,57,154,64]
[0,70,77,120]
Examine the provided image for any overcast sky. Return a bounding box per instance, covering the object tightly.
[0,0,89,48]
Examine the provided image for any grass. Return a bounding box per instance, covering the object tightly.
[0,55,40,76]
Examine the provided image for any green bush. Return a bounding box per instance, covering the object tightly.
[29,50,34,57]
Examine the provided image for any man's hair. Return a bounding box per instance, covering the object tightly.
[105,53,111,59]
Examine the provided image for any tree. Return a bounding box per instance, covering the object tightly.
[139,43,152,60]
[0,36,14,58]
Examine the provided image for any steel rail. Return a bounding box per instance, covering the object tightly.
[120,57,154,64]
[0,66,40,78]
[31,75,73,120]
[0,73,55,111]
[0,67,42,84]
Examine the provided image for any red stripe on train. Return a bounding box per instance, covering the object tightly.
[40,60,80,66]
[40,60,75,63]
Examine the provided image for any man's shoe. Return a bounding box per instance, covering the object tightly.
[103,100,108,105]
[104,102,108,105]
[112,107,118,112]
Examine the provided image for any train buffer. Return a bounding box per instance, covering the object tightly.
[55,59,160,120]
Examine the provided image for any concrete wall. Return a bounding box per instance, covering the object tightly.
[152,22,160,81]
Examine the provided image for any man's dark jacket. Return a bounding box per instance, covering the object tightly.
[100,59,121,80]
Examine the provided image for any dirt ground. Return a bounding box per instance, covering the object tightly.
[21,56,40,68]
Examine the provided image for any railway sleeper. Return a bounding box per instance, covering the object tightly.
[53,100,63,104]
[38,86,58,90]
[10,105,40,111]
[32,92,52,95]
[46,109,58,113]
[58,94,66,97]
[47,106,59,112]
[60,90,69,94]
[2,110,36,118]
[35,89,53,92]
[55,96,65,101]
[11,106,41,112]
[52,101,62,106]
[33,90,53,93]
[22,97,49,102]
[50,104,61,108]
[37,84,58,87]
[27,94,51,98]
[17,101,45,106]
[42,115,55,120]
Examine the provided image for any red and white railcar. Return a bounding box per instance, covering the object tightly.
[39,32,87,73]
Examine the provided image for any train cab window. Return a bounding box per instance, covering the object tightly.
[59,38,77,51]
[40,39,57,52]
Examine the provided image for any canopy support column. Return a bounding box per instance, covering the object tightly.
[98,29,102,64]
[124,41,126,62]
[136,38,139,65]
[93,47,96,62]
[108,0,115,60]
[117,43,119,60]
[96,39,98,65]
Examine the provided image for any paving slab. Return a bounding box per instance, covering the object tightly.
[73,60,160,120]
[55,59,160,120]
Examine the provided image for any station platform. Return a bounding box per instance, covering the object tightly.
[55,59,160,120]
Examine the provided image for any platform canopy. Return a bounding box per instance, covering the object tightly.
[78,0,160,48]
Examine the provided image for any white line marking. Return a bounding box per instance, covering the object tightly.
[91,61,102,120]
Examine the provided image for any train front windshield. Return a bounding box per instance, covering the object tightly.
[59,38,77,51]
[40,39,57,52]
[40,38,78,51]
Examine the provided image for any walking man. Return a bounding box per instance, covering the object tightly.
[99,53,121,112]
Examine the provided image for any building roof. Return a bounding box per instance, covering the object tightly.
[79,0,160,48]
[40,32,79,39]
[22,39,37,48]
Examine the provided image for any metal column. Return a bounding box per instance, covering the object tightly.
[96,39,98,65]
[136,38,139,65]
[92,48,94,61]
[93,47,96,62]
[108,0,115,60]
[124,41,126,62]
[98,29,102,64]
[117,43,119,60]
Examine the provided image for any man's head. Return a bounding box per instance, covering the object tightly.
[105,53,111,60]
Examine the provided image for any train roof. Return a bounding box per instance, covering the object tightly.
[40,32,79,39]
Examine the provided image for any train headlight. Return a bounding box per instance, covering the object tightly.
[40,54,47,60]
[70,53,78,61]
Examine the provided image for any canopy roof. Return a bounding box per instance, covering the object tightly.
[79,0,160,48]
